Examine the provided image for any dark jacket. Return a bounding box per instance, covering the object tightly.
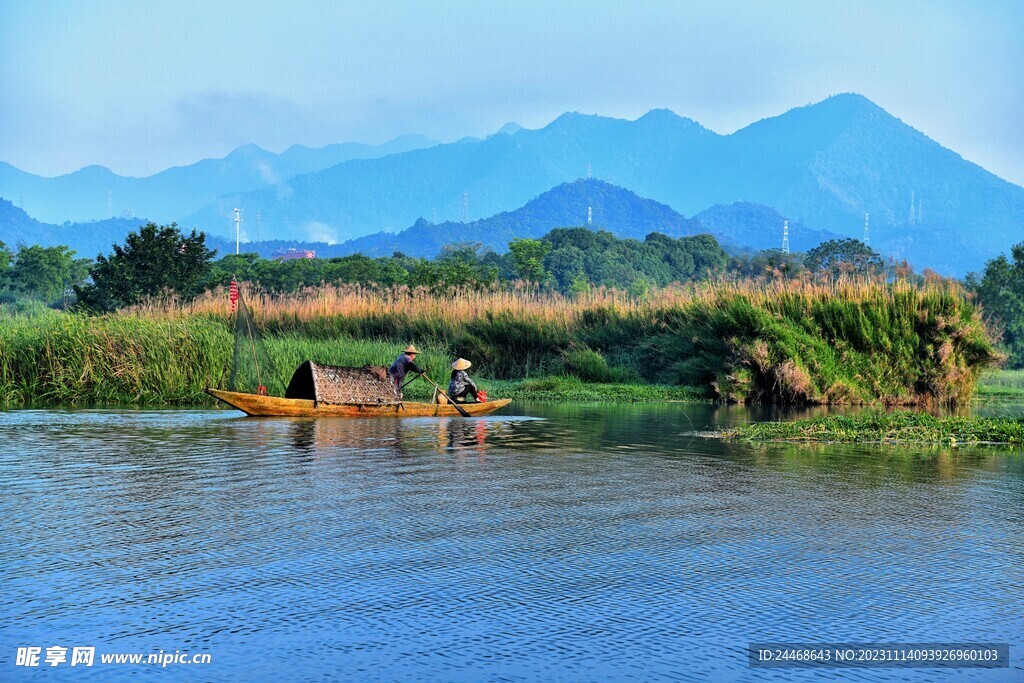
[449,370,478,396]
[388,353,423,383]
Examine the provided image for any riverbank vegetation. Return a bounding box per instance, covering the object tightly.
[966,241,1024,369]
[976,369,1024,400]
[724,411,1024,445]
[0,276,999,407]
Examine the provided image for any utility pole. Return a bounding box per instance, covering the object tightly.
[587,206,592,226]
[233,208,243,255]
[461,190,468,223]
[256,208,262,243]
[863,211,870,246]
[782,220,790,254]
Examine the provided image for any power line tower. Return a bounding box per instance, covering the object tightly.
[909,190,916,225]
[863,211,870,246]
[461,190,468,223]
[233,208,243,255]
[782,220,790,254]
[256,208,262,243]
[918,198,923,224]
[587,206,592,226]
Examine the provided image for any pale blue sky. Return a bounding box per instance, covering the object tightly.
[2,0,1022,184]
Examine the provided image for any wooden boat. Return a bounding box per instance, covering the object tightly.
[210,360,510,417]
[207,388,512,418]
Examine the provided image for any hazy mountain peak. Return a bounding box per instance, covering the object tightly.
[785,92,894,128]
[635,108,712,136]
[70,165,117,179]
[225,143,272,159]
[496,122,523,136]
[544,111,614,131]
[818,92,882,111]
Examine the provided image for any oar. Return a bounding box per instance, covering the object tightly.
[418,373,471,417]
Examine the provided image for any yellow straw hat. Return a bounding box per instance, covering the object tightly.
[404,344,419,354]
[452,358,472,371]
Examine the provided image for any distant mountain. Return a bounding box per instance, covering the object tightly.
[333,178,703,258]
[0,179,700,261]
[694,202,842,252]
[183,108,714,244]
[0,198,150,259]
[182,94,1024,275]
[0,134,437,224]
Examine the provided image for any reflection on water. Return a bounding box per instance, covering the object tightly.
[0,404,1022,681]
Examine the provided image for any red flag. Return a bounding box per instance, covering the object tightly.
[229,280,239,313]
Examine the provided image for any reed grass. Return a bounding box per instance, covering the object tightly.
[0,309,231,405]
[0,278,1001,406]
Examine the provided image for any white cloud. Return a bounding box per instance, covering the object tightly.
[304,221,337,245]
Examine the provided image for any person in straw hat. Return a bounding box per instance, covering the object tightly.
[388,344,425,399]
[448,358,483,403]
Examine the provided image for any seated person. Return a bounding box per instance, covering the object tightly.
[448,358,482,402]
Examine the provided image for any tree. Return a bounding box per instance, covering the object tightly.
[208,252,262,287]
[544,246,587,291]
[10,244,90,304]
[508,238,551,284]
[969,242,1024,368]
[731,248,806,279]
[805,238,884,277]
[0,241,11,293]
[75,223,215,311]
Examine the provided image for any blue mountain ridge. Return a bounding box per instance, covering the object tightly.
[177,94,1024,275]
[0,134,438,225]
[0,181,841,266]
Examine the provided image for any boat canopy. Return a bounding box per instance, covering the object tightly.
[284,361,400,405]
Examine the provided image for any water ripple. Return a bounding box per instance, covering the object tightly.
[0,405,1021,681]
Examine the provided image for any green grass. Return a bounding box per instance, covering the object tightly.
[482,376,702,403]
[977,369,1024,399]
[277,281,998,405]
[0,309,231,405]
[0,280,1003,407]
[724,411,1024,445]
[0,314,692,406]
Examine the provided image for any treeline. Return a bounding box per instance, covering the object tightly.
[2,223,741,308]
[0,242,92,305]
[966,242,1024,369]
[208,228,733,295]
[4,221,905,313]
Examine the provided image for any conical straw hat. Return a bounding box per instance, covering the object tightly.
[404,344,419,354]
[452,358,472,371]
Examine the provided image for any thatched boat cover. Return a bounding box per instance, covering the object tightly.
[285,360,400,405]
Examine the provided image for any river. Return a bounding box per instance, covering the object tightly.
[1,402,1022,681]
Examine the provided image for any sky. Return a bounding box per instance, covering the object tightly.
[2,0,1023,185]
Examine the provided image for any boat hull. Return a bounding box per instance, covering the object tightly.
[206,388,512,418]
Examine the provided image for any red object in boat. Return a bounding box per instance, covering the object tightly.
[476,390,488,403]
[257,385,268,396]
